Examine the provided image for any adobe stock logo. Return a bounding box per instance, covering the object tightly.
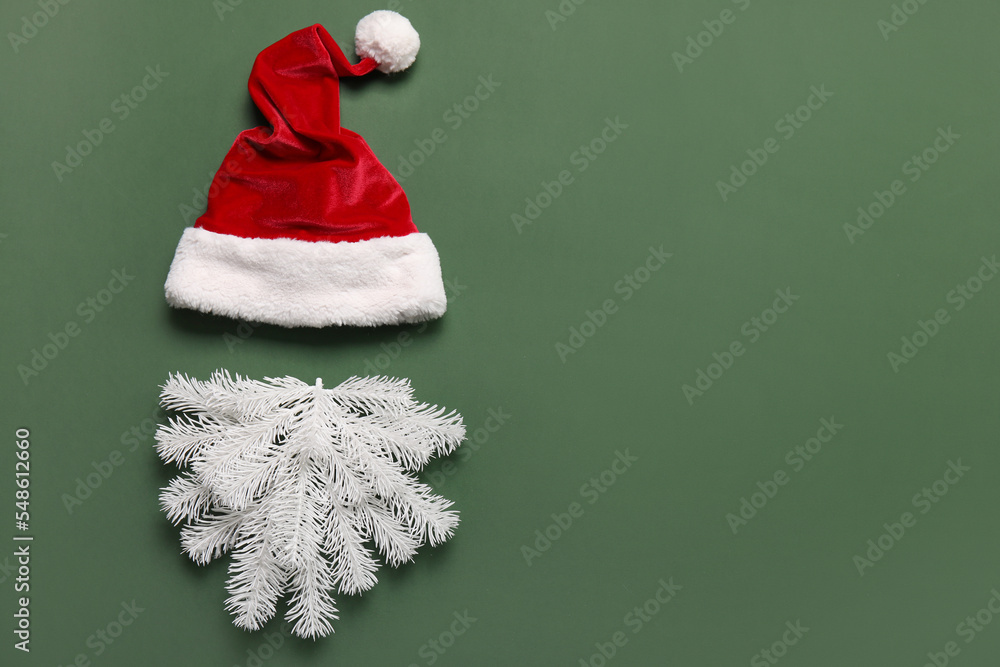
[16,268,136,386]
[520,450,639,566]
[844,127,959,244]
[232,625,291,667]
[51,66,170,182]
[55,600,145,666]
[750,620,809,667]
[512,117,629,234]
[361,277,469,375]
[404,610,477,667]
[544,0,592,31]
[919,588,1000,667]
[424,407,511,488]
[393,75,501,183]
[852,459,970,577]
[223,320,262,353]
[61,405,165,514]
[682,288,800,405]
[725,417,844,534]
[7,0,74,54]
[213,0,248,21]
[555,245,671,363]
[886,254,997,373]
[877,0,934,41]
[576,578,682,667]
[716,86,834,202]
[671,0,753,73]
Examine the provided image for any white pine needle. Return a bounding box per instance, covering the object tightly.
[156,373,465,638]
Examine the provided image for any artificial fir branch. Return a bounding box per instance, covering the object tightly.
[156,372,465,638]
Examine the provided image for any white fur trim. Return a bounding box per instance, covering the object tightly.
[355,10,420,74]
[164,228,447,327]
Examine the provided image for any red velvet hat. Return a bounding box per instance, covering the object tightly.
[165,11,446,327]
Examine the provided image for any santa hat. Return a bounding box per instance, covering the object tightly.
[164,12,446,328]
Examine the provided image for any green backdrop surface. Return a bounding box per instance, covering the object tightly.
[3,1,1000,665]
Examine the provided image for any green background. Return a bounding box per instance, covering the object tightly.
[3,0,1000,665]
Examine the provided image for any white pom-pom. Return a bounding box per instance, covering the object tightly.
[355,10,420,74]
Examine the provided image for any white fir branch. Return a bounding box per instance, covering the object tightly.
[225,530,286,631]
[284,541,338,639]
[330,375,416,408]
[355,409,466,465]
[355,499,420,566]
[160,473,213,525]
[325,509,379,595]
[156,372,465,638]
[155,414,230,466]
[161,371,314,422]
[181,510,246,565]
[193,413,301,493]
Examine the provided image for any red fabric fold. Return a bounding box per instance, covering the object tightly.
[194,24,418,243]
